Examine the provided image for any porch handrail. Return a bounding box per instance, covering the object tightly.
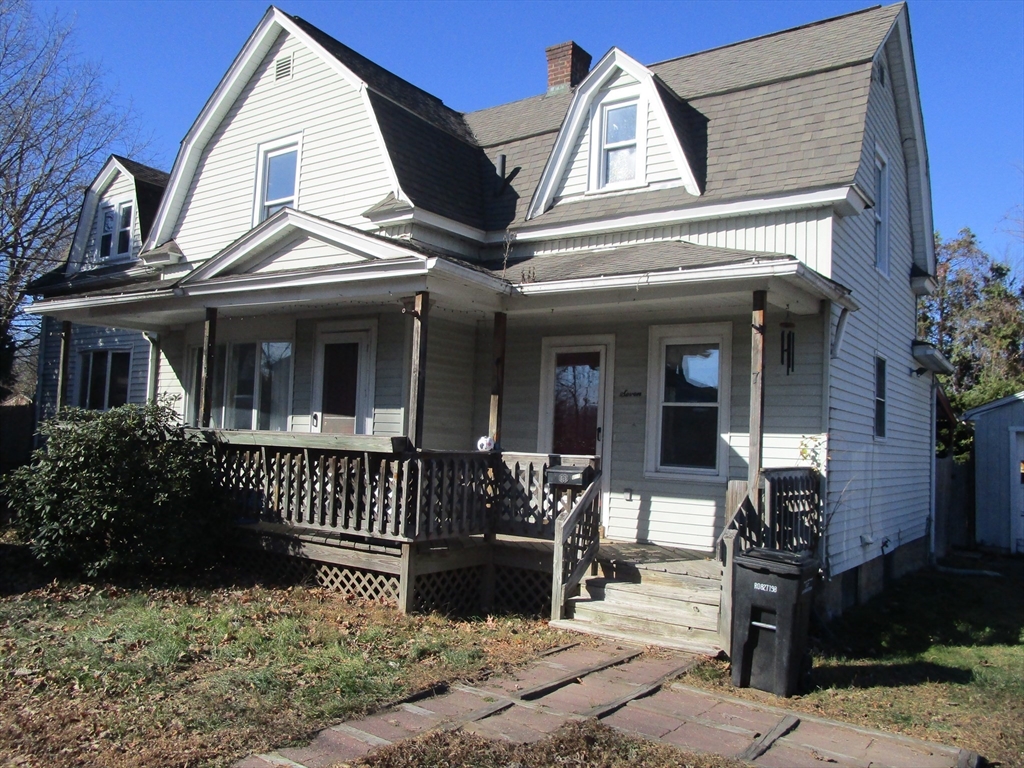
[193,428,409,454]
[550,471,602,621]
[717,468,822,557]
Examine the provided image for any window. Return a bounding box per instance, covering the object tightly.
[255,136,301,224]
[98,203,133,260]
[78,350,130,410]
[589,93,646,192]
[189,341,292,430]
[874,356,886,438]
[874,152,889,275]
[646,323,731,477]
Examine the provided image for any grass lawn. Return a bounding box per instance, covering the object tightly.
[0,570,567,768]
[680,554,1024,768]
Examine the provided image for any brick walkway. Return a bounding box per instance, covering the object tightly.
[234,641,979,768]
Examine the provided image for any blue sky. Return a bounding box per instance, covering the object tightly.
[40,0,1024,273]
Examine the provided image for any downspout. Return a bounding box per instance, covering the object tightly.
[144,332,160,404]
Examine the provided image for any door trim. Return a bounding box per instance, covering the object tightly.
[311,319,377,435]
[538,334,615,525]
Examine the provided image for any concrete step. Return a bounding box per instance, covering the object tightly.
[570,594,720,633]
[550,618,723,656]
[583,576,721,607]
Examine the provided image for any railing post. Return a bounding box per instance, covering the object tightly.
[719,529,737,656]
[551,517,566,621]
[399,542,416,614]
[199,307,218,428]
[406,292,429,449]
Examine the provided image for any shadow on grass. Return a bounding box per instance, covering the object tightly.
[814,556,1024,662]
[810,660,974,690]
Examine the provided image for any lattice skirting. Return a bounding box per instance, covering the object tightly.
[493,565,551,617]
[413,566,483,615]
[233,549,400,603]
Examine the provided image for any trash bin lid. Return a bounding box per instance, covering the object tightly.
[745,548,816,566]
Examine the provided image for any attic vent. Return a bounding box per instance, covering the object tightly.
[275,54,293,81]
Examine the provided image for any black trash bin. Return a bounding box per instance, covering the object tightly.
[731,548,818,697]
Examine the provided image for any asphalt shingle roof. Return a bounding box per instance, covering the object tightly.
[111,155,170,241]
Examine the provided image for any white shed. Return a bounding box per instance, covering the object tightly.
[963,392,1024,553]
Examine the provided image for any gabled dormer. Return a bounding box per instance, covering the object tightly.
[66,155,169,274]
[527,48,703,220]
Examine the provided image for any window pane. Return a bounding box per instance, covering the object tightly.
[117,230,131,254]
[88,351,108,410]
[258,342,292,431]
[265,150,297,202]
[100,234,112,258]
[119,205,132,230]
[78,354,92,407]
[604,145,636,184]
[108,352,130,408]
[660,405,718,469]
[227,343,256,429]
[664,344,719,403]
[605,104,637,144]
[102,210,115,234]
[553,351,601,455]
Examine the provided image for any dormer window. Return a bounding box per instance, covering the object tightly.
[602,103,637,185]
[588,90,647,192]
[254,135,301,224]
[98,202,133,260]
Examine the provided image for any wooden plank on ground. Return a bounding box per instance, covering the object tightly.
[738,714,800,761]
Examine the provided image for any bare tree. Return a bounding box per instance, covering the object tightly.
[0,0,142,397]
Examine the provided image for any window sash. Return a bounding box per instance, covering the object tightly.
[600,102,638,187]
[656,340,722,472]
[874,157,889,274]
[261,147,298,220]
[190,341,291,430]
[874,357,887,438]
[116,204,133,256]
[78,350,130,410]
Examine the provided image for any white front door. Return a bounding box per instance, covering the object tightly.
[311,327,374,435]
[539,335,615,521]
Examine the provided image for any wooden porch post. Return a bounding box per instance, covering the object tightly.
[199,307,218,428]
[488,312,507,444]
[748,290,767,510]
[406,291,429,449]
[56,320,72,411]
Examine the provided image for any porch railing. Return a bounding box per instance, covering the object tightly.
[550,471,602,621]
[720,467,822,555]
[201,430,599,546]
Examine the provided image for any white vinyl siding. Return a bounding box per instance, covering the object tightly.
[156,331,188,419]
[826,48,932,576]
[645,100,681,185]
[251,234,367,274]
[422,314,478,450]
[172,30,393,264]
[554,121,590,199]
[527,207,835,277]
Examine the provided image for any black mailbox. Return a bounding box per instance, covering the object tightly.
[545,465,594,487]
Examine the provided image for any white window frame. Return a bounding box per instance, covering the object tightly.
[645,322,732,481]
[874,145,890,276]
[77,347,133,411]
[253,133,302,226]
[186,337,295,431]
[114,201,134,258]
[310,320,378,436]
[588,89,647,193]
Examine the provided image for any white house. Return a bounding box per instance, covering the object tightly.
[30,3,945,648]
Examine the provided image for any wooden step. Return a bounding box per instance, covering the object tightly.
[550,617,723,656]
[570,595,719,633]
[583,577,721,607]
[608,559,722,586]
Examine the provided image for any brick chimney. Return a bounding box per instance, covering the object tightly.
[545,41,592,94]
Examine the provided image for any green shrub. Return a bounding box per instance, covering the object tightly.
[3,400,233,577]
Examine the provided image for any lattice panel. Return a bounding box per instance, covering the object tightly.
[493,566,551,617]
[314,565,400,602]
[413,566,483,615]
[235,549,316,586]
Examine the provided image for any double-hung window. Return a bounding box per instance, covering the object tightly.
[874,150,889,275]
[189,341,293,431]
[646,323,731,478]
[255,136,301,224]
[589,92,646,191]
[78,350,131,410]
[98,203,133,261]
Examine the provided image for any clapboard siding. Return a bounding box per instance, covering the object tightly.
[37,321,151,420]
[645,100,680,185]
[172,30,393,263]
[827,51,932,576]
[372,312,407,437]
[157,331,187,419]
[555,121,590,199]
[528,207,833,276]
[422,313,477,450]
[498,306,824,551]
[252,235,366,274]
